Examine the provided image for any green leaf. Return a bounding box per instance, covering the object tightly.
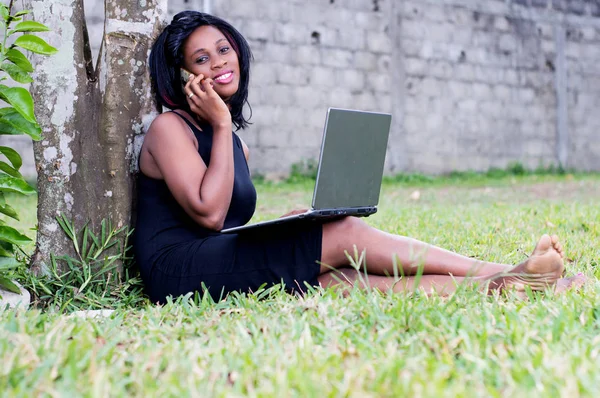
[0,242,15,252]
[8,21,50,34]
[14,34,58,55]
[0,107,42,140]
[0,202,19,220]
[0,146,22,169]
[6,49,33,72]
[0,119,27,136]
[0,276,21,294]
[0,5,8,23]
[14,11,30,18]
[0,161,22,178]
[0,256,20,270]
[0,241,13,257]
[0,225,31,246]
[57,214,76,241]
[0,62,33,84]
[88,230,100,249]
[0,174,36,195]
[0,85,35,123]
[0,278,20,295]
[6,17,22,24]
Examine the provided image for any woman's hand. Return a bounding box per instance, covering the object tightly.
[185,73,232,129]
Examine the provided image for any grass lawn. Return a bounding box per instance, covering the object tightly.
[1,174,600,396]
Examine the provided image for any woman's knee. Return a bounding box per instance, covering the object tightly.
[324,216,367,242]
[321,217,370,265]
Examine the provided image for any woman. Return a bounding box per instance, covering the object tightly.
[135,11,584,304]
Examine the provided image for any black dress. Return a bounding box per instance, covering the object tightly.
[134,114,323,303]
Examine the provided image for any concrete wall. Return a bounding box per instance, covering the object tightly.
[398,0,600,173]
[213,0,395,176]
[3,0,600,178]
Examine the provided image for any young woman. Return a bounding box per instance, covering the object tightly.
[135,11,584,304]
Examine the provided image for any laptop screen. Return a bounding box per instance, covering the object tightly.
[312,108,392,209]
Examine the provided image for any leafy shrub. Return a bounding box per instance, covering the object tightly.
[18,215,148,312]
[288,159,318,183]
[0,2,56,294]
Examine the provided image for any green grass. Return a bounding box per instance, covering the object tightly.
[2,175,600,396]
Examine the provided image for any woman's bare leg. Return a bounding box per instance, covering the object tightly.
[318,267,470,296]
[320,217,567,292]
[317,267,586,296]
[321,217,516,276]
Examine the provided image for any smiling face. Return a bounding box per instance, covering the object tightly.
[181,25,241,101]
[183,26,240,100]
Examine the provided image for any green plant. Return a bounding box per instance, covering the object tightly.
[287,159,319,183]
[18,215,147,312]
[383,161,578,187]
[0,2,56,294]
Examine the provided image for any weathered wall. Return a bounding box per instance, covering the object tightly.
[399,0,600,173]
[4,0,600,177]
[214,0,395,175]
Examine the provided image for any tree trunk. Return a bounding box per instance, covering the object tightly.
[24,0,167,273]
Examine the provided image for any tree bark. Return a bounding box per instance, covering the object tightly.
[24,0,167,273]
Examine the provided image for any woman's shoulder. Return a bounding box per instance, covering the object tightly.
[149,111,193,131]
[148,111,200,135]
[144,111,199,150]
[139,111,201,177]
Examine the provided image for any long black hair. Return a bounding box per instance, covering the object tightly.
[149,11,253,130]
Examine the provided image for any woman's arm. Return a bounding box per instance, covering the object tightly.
[143,77,235,231]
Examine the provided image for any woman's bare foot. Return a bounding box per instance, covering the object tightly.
[555,273,587,294]
[488,234,565,293]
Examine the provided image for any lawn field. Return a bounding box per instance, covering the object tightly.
[1,175,600,397]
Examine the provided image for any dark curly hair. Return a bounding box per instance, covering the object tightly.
[149,11,253,130]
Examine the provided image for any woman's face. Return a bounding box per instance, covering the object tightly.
[181,25,241,101]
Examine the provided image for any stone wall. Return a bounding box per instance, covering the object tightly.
[213,0,394,175]
[3,0,600,178]
[398,0,600,173]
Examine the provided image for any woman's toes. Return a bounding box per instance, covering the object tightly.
[555,273,587,293]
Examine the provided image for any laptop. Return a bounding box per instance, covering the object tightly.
[221,108,392,234]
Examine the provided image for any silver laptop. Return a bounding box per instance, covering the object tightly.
[221,108,392,234]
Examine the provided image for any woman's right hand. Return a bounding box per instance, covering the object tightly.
[185,73,232,129]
